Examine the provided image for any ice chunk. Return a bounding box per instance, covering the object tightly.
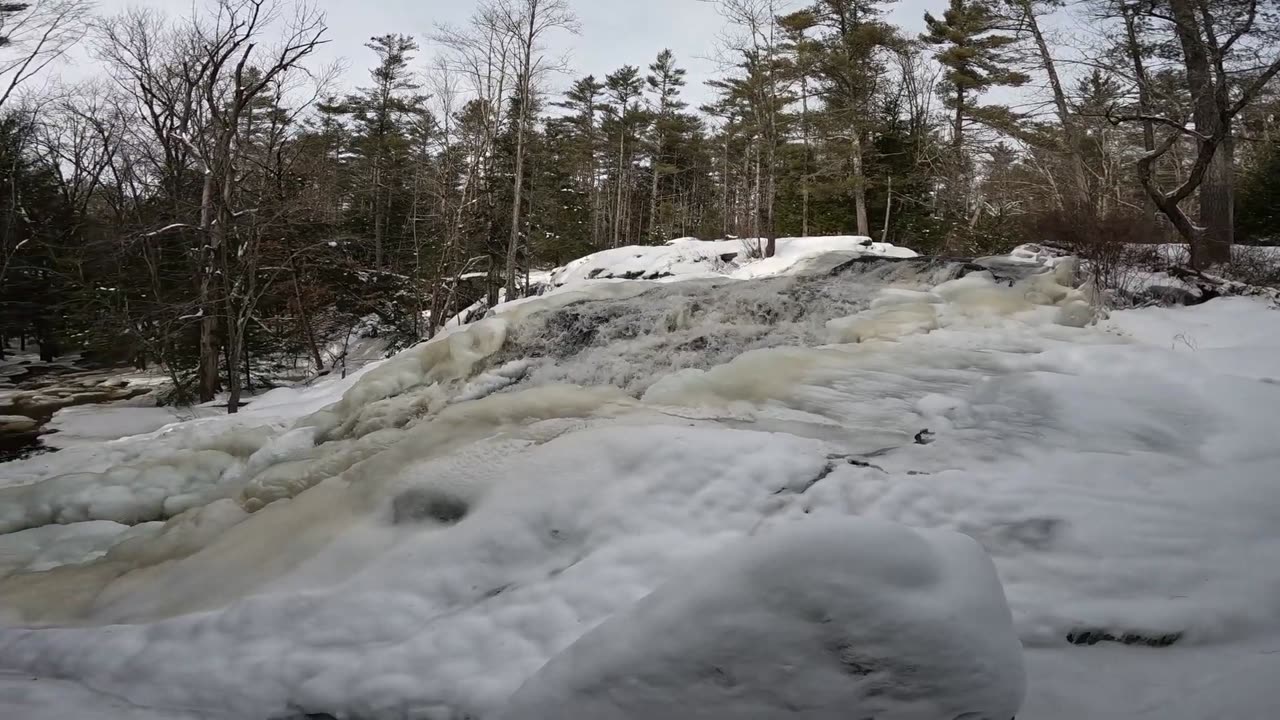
[826,303,940,344]
[498,518,1024,720]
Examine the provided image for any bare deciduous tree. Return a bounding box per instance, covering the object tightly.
[495,0,577,300]
[1110,0,1280,267]
[0,0,91,110]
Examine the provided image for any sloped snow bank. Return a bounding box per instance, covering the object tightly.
[498,518,1024,720]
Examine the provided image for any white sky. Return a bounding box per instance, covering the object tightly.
[46,0,939,108]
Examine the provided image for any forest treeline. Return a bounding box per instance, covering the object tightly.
[1,0,1279,408]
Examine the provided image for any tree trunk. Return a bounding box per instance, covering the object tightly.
[765,139,777,258]
[506,85,530,299]
[613,130,626,248]
[649,134,662,242]
[293,265,323,372]
[243,333,253,393]
[507,7,538,298]
[1199,132,1233,265]
[800,77,810,238]
[373,174,384,269]
[881,175,893,242]
[852,132,869,235]
[1021,1,1090,216]
[952,85,967,218]
[1121,7,1157,221]
[588,121,602,249]
[226,321,242,414]
[216,191,241,414]
[197,171,220,404]
[1169,0,1232,266]
[721,138,730,238]
[747,141,757,244]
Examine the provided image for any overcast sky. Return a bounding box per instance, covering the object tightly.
[50,0,938,108]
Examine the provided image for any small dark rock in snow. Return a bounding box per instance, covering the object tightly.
[1066,629,1182,648]
[391,488,469,525]
[1142,285,1201,306]
[914,429,935,445]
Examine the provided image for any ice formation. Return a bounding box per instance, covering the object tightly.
[498,518,1025,720]
[1,236,1278,720]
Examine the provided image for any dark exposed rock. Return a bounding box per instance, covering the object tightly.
[779,461,836,496]
[1140,285,1202,306]
[1066,628,1182,648]
[391,487,469,525]
[675,335,708,352]
[844,457,887,472]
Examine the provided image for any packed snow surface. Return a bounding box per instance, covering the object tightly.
[549,235,916,287]
[1,236,1279,719]
[498,518,1025,720]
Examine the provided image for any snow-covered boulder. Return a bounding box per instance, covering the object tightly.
[497,518,1025,720]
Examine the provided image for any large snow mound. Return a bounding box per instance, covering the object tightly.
[498,517,1024,720]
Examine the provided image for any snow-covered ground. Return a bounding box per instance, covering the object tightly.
[549,235,916,286]
[440,235,915,329]
[1,236,1278,719]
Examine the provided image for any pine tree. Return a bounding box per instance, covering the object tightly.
[778,10,820,237]
[556,76,606,247]
[645,49,687,242]
[921,0,1028,217]
[322,35,430,269]
[604,66,644,247]
[798,0,901,236]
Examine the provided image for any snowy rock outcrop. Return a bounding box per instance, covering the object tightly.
[498,518,1025,720]
[548,235,917,287]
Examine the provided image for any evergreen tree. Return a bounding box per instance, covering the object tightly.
[921,0,1028,217]
[556,76,605,247]
[645,49,688,242]
[321,34,430,269]
[604,66,645,247]
[1238,141,1280,244]
[795,0,901,235]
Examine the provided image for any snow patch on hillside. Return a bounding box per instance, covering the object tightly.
[550,235,915,287]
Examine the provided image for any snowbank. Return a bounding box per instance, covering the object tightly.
[549,235,915,288]
[498,518,1024,720]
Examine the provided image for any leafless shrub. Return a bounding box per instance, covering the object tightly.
[1223,246,1280,289]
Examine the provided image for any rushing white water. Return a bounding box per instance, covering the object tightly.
[1,242,1279,720]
